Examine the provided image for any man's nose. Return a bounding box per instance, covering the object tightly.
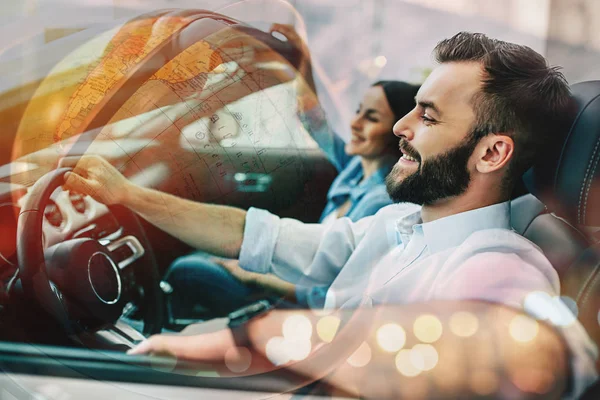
[393,112,414,140]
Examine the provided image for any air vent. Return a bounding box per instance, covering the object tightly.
[44,200,63,228]
[69,192,87,214]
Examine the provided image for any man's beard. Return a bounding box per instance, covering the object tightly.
[385,135,480,205]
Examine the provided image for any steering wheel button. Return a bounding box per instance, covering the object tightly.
[112,244,134,262]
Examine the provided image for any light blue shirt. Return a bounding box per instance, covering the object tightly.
[299,105,394,223]
[239,201,597,399]
[319,157,393,223]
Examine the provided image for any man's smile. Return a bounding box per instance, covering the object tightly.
[399,152,418,164]
[399,145,420,166]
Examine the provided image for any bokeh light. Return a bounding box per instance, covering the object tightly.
[374,55,388,68]
[449,311,479,337]
[523,291,578,327]
[265,336,291,366]
[409,347,425,371]
[282,315,313,341]
[224,346,252,373]
[347,342,372,368]
[286,339,312,361]
[395,349,421,377]
[316,316,341,343]
[376,323,406,353]
[509,315,539,343]
[524,291,554,319]
[469,369,499,395]
[411,344,439,371]
[511,369,555,395]
[552,296,578,326]
[413,315,443,343]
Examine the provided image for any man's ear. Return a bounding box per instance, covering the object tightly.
[474,134,514,174]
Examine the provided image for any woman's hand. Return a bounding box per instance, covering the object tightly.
[213,258,261,286]
[269,24,312,66]
[269,23,317,104]
[213,259,297,301]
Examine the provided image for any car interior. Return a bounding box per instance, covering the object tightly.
[516,80,600,399]
[2,6,600,400]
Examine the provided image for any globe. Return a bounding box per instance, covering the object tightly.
[11,7,329,223]
[13,9,301,166]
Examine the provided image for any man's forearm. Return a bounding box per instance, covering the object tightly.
[245,302,568,399]
[121,183,246,258]
[130,301,570,399]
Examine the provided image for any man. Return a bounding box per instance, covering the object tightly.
[61,32,597,399]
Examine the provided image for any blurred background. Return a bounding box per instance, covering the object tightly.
[0,0,598,144]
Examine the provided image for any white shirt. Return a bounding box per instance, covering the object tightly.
[239,202,598,399]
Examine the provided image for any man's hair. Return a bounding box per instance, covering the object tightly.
[434,32,576,185]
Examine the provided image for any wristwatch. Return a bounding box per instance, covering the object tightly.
[227,299,275,346]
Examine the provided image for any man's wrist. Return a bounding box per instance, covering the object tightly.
[118,181,142,207]
[228,299,274,346]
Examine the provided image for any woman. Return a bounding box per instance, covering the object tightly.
[303,79,418,225]
[164,25,419,320]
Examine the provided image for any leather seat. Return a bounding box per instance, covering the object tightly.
[521,81,600,398]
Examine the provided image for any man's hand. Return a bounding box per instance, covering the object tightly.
[128,329,234,361]
[127,323,278,376]
[57,155,246,258]
[58,155,132,205]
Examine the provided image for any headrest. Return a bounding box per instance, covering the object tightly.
[525,81,600,226]
[510,194,546,235]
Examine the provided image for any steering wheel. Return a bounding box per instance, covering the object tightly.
[16,168,164,336]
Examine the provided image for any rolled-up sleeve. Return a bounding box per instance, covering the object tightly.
[238,208,281,274]
[239,207,376,288]
[238,207,330,283]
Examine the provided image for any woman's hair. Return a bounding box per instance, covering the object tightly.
[372,80,420,122]
[371,80,420,158]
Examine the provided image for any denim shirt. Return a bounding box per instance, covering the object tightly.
[320,157,394,223]
[299,105,394,223]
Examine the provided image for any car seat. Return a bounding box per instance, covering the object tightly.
[515,81,600,399]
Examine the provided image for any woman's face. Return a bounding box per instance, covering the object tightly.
[345,85,398,159]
